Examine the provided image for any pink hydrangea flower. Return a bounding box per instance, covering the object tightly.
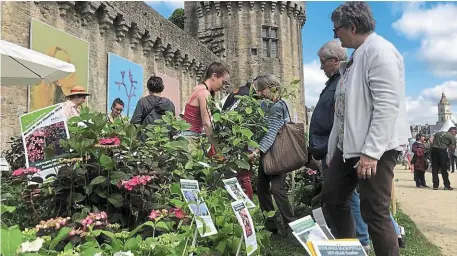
[306,169,318,176]
[12,167,41,177]
[99,136,121,146]
[170,208,186,219]
[12,168,26,176]
[119,175,153,191]
[149,210,161,220]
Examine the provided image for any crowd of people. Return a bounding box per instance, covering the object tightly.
[57,2,457,256]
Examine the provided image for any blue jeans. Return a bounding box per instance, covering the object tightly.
[350,190,400,246]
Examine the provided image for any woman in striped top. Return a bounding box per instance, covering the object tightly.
[248,74,295,233]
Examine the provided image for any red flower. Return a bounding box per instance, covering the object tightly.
[170,208,186,219]
[149,210,162,220]
[99,136,121,146]
[12,167,41,177]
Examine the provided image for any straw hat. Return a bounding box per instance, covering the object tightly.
[66,85,90,97]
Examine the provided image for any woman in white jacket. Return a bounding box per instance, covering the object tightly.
[321,2,410,256]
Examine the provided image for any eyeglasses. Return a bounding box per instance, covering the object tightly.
[333,25,344,38]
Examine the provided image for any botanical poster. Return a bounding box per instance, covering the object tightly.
[107,53,144,117]
[29,19,89,111]
[20,104,70,179]
[223,177,255,208]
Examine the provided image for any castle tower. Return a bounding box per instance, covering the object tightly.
[184,1,306,122]
[437,91,452,125]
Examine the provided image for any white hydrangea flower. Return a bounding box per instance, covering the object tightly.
[20,237,44,252]
[113,251,134,256]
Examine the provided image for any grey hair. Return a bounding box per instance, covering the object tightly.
[253,74,282,92]
[331,2,375,34]
[317,39,348,61]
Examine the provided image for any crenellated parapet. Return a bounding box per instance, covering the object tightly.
[31,1,222,77]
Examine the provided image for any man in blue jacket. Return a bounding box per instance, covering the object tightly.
[309,39,346,174]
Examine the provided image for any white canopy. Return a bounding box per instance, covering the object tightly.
[0,39,75,86]
[439,119,456,132]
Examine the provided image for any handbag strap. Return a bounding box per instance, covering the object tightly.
[278,100,291,124]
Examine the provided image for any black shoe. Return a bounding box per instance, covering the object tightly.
[444,186,454,190]
[433,187,439,190]
[398,237,405,248]
[423,185,430,188]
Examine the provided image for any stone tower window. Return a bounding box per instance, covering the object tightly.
[262,26,279,57]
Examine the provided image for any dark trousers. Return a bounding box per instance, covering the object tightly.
[450,154,456,172]
[431,148,451,188]
[257,159,295,230]
[322,148,399,256]
[414,170,427,187]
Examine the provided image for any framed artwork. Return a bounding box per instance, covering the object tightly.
[107,53,144,117]
[155,71,181,115]
[29,19,89,111]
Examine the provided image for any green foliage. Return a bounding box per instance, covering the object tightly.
[168,8,184,30]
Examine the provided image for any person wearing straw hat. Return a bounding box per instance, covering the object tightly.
[62,85,90,119]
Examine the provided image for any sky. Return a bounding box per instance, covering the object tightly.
[147,1,457,126]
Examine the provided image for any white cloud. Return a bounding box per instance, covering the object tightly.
[303,58,457,125]
[392,3,457,76]
[146,1,184,10]
[406,80,457,125]
[303,60,328,108]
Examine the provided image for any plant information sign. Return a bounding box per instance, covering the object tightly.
[231,200,258,256]
[223,177,255,208]
[19,104,70,178]
[180,179,217,237]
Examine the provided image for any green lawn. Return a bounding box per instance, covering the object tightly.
[270,206,442,256]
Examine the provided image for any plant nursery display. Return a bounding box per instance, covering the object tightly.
[1,91,294,256]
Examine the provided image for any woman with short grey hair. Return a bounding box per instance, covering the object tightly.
[323,2,410,256]
[248,74,295,233]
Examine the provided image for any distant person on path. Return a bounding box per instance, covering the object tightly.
[322,2,410,256]
[62,85,90,119]
[108,98,126,123]
[430,127,457,190]
[412,134,429,188]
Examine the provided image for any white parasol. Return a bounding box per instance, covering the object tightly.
[0,39,75,86]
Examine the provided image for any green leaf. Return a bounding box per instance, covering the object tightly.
[124,236,142,251]
[49,227,71,250]
[80,240,102,256]
[247,140,260,149]
[90,176,107,185]
[245,107,253,114]
[170,183,181,195]
[240,128,253,138]
[265,211,276,218]
[0,205,16,214]
[155,221,169,231]
[232,138,242,146]
[128,221,155,238]
[0,225,22,256]
[213,113,221,122]
[64,242,74,251]
[110,171,128,180]
[108,194,124,208]
[76,168,87,175]
[99,154,115,169]
[101,231,122,252]
[185,161,193,170]
[235,159,250,170]
[69,193,86,203]
[216,240,227,253]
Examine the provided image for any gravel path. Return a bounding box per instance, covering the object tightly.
[394,165,457,256]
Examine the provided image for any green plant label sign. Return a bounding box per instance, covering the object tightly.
[180,179,218,237]
[19,103,70,178]
[231,200,258,256]
[311,240,368,256]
